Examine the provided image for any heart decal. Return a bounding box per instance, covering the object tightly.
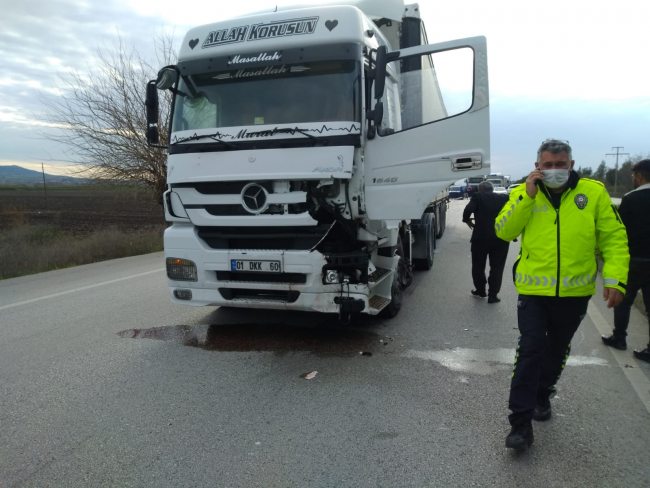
[189,38,199,50]
[325,20,338,31]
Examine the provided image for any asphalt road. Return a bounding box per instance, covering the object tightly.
[2,199,650,488]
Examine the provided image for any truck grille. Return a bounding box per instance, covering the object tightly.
[179,181,273,195]
[173,182,307,217]
[205,204,285,216]
[205,205,252,216]
[197,225,330,251]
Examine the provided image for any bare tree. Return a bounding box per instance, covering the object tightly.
[39,33,176,202]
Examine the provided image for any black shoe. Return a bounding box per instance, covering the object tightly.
[487,295,501,304]
[505,422,534,450]
[471,290,487,298]
[633,348,650,363]
[533,400,552,421]
[601,334,627,351]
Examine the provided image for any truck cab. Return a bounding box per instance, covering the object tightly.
[145,0,491,319]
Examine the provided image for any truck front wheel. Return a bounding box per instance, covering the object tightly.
[381,237,407,318]
[436,203,447,239]
[413,214,436,271]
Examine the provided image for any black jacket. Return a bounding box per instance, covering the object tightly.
[618,185,650,259]
[463,192,509,241]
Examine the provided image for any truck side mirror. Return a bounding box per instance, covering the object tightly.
[374,46,387,100]
[145,81,160,145]
[156,67,178,90]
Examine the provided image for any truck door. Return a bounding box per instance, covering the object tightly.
[364,36,489,220]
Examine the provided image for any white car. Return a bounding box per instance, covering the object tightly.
[494,186,508,195]
[506,184,520,194]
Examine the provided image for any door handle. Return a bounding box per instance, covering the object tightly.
[452,156,482,171]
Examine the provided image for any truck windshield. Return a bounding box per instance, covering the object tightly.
[172,60,360,134]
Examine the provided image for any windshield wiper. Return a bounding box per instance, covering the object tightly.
[170,133,237,148]
[275,127,319,142]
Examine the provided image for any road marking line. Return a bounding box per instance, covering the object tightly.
[0,268,165,311]
[587,301,650,415]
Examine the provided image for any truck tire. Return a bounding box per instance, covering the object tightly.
[436,202,447,239]
[381,237,405,318]
[413,214,436,271]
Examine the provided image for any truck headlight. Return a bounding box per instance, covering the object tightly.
[166,258,198,281]
[325,270,340,284]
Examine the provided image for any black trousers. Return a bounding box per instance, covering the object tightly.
[613,259,650,347]
[471,239,509,296]
[508,294,591,425]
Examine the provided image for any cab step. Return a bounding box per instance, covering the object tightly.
[369,295,391,314]
[368,267,392,288]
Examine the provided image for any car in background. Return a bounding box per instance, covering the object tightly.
[449,185,465,199]
[494,186,508,195]
[507,183,521,194]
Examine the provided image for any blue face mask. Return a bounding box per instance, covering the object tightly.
[542,169,570,188]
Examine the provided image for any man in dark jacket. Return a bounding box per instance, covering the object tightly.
[602,159,650,362]
[462,181,510,303]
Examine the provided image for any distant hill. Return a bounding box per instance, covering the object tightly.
[0,165,90,186]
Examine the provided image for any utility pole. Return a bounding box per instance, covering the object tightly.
[606,146,629,195]
[41,163,48,207]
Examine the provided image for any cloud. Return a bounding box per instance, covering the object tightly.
[2,0,648,178]
[0,0,188,171]
[490,96,650,178]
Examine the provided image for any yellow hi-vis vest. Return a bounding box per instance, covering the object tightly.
[495,177,629,297]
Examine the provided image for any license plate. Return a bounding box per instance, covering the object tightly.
[231,260,282,273]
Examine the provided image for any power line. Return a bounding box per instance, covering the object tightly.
[606,146,630,195]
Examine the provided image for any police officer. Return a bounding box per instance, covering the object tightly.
[495,139,629,450]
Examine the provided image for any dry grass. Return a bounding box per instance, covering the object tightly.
[0,224,164,280]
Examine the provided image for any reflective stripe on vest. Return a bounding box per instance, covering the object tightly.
[516,273,556,287]
[562,274,597,287]
[496,202,519,232]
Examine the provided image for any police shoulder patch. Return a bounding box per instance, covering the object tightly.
[574,193,588,209]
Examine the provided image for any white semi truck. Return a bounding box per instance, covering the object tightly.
[145,0,490,319]
[485,173,510,188]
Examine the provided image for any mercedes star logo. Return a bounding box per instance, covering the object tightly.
[241,183,269,214]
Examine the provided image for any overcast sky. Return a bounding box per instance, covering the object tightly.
[1,0,648,179]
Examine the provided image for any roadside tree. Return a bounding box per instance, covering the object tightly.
[39,34,176,203]
[594,160,608,182]
[576,166,593,177]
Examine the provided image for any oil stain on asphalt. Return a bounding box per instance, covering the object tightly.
[117,322,385,358]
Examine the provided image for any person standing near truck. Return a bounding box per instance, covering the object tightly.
[601,159,650,362]
[462,181,509,303]
[495,139,629,451]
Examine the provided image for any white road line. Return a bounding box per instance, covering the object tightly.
[0,268,165,311]
[587,301,650,415]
